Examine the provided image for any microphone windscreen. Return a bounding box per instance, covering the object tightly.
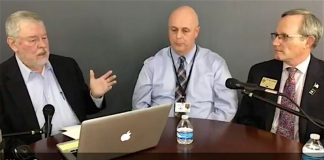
[13,145,36,160]
[225,78,240,89]
[43,104,55,116]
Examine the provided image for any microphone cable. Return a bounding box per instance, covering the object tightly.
[243,89,324,130]
[277,92,324,130]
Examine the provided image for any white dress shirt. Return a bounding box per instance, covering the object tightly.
[16,55,103,135]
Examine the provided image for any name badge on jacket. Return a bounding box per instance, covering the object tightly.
[260,77,277,90]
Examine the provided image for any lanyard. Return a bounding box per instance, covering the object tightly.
[170,46,198,100]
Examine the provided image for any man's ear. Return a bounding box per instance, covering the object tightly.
[7,37,18,53]
[305,35,315,49]
[194,26,200,39]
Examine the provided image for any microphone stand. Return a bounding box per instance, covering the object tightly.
[242,89,324,129]
[42,122,50,138]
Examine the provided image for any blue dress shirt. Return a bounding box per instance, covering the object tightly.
[132,45,238,122]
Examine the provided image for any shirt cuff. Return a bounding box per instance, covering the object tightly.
[90,92,103,108]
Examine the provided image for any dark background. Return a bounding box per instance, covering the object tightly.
[1,0,323,117]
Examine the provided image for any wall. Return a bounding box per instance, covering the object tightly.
[1,0,323,117]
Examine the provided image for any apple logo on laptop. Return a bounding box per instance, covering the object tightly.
[120,130,131,142]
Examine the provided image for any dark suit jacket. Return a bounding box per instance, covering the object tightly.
[234,55,324,144]
[0,54,103,148]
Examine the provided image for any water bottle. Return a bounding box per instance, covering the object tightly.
[177,115,193,144]
[302,133,324,160]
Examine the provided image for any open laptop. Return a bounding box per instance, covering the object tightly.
[57,104,172,160]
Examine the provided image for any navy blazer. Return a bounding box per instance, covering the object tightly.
[234,55,324,144]
[0,54,102,147]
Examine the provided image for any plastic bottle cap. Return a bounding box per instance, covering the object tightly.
[181,115,188,119]
[310,133,320,140]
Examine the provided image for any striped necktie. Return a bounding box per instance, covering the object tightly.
[277,67,298,140]
[175,56,187,102]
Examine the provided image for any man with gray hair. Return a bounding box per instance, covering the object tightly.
[235,8,324,143]
[0,10,117,151]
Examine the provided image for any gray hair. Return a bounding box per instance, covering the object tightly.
[282,8,323,48]
[5,10,43,37]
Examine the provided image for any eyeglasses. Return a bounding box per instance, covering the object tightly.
[270,32,306,41]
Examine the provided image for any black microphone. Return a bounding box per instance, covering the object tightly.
[2,130,43,138]
[4,138,37,160]
[225,78,278,95]
[42,104,55,138]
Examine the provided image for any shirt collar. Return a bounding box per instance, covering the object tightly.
[282,54,310,74]
[16,55,53,82]
[171,45,197,64]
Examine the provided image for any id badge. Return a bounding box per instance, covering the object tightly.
[175,102,191,113]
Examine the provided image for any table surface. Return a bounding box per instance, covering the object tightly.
[30,117,303,160]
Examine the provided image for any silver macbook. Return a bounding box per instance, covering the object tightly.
[57,104,172,160]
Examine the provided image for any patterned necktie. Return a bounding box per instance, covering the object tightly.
[276,67,297,140]
[175,56,187,102]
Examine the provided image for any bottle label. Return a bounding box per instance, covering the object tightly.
[177,128,193,140]
[302,154,324,160]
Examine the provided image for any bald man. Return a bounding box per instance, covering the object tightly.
[132,6,238,121]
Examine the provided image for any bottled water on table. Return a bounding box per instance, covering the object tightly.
[302,133,324,160]
[177,115,193,144]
